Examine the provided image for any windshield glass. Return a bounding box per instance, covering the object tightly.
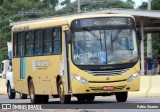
[72,29,138,65]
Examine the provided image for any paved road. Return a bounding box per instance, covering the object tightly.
[0,94,160,112]
[0,94,160,104]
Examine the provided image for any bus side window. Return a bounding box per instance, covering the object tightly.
[26,31,34,56]
[17,32,25,56]
[34,30,43,55]
[44,29,52,55]
[53,28,62,54]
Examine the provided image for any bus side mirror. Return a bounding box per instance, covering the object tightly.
[66,31,72,44]
[136,30,142,41]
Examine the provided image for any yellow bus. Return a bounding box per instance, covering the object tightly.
[12,14,140,104]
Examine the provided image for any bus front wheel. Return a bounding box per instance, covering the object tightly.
[58,79,71,104]
[115,92,128,102]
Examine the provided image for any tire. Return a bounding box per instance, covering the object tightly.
[58,79,71,104]
[86,95,95,102]
[115,92,128,102]
[77,96,86,102]
[7,83,16,99]
[40,95,49,104]
[28,79,40,104]
[20,93,27,99]
[77,95,95,102]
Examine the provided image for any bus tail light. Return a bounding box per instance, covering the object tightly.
[127,72,140,82]
[72,74,88,84]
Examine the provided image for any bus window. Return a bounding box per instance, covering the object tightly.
[53,28,62,54]
[26,31,34,56]
[34,30,43,55]
[17,32,25,56]
[13,33,17,57]
[44,29,52,54]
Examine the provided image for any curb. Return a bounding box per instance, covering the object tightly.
[129,75,160,97]
[0,78,7,95]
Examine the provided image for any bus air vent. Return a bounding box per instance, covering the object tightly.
[85,68,130,76]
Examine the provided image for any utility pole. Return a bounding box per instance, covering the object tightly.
[77,0,81,13]
[147,0,152,58]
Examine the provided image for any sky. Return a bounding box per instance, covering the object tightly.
[56,0,149,10]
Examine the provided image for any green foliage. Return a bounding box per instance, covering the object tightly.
[0,48,8,71]
[0,0,59,62]
[57,0,135,15]
[125,0,135,9]
[152,0,160,10]
[138,2,148,10]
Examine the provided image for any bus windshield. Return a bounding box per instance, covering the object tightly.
[72,28,138,65]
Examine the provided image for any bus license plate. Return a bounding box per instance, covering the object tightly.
[103,86,115,91]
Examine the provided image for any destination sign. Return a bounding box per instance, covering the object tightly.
[71,17,134,31]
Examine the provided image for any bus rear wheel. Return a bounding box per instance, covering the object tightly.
[29,79,40,104]
[115,92,128,102]
[58,79,71,104]
[7,83,16,99]
[29,79,49,104]
[20,93,27,99]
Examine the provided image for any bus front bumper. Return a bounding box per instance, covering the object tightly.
[71,76,140,94]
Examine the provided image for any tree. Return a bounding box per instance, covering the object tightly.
[61,0,70,6]
[125,0,135,9]
[57,0,135,15]
[152,0,160,10]
[138,2,147,10]
[0,0,59,64]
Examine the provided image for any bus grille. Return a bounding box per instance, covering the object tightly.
[85,68,130,76]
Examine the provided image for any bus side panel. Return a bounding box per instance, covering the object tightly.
[25,55,61,95]
[13,58,29,94]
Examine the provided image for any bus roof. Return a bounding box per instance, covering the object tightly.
[12,14,134,32]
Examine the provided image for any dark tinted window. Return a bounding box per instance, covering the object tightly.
[53,28,62,54]
[17,32,25,56]
[26,31,34,56]
[34,30,43,55]
[44,29,52,54]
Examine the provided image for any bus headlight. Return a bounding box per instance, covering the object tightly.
[72,74,88,84]
[127,72,140,82]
